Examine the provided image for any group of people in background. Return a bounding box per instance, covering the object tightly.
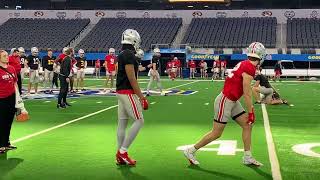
[186,57,227,80]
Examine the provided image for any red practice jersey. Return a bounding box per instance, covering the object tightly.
[173,59,181,68]
[8,55,21,73]
[188,60,196,68]
[222,60,256,101]
[55,53,66,64]
[95,59,101,68]
[0,65,17,98]
[213,60,221,68]
[167,61,173,69]
[220,60,227,68]
[105,55,117,72]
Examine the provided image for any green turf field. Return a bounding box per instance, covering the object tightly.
[1,78,320,180]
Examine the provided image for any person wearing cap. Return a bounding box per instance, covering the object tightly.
[0,50,18,154]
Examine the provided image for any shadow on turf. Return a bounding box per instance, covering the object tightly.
[117,166,148,180]
[247,165,272,179]
[188,165,245,180]
[0,153,24,178]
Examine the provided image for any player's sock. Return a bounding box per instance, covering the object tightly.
[189,146,197,153]
[244,150,252,157]
[119,147,127,154]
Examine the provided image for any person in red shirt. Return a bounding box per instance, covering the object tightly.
[95,59,101,79]
[8,49,22,94]
[104,48,117,92]
[166,60,173,80]
[0,50,18,153]
[183,42,266,167]
[188,59,196,79]
[173,57,181,78]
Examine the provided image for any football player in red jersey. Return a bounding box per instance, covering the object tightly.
[220,58,227,80]
[105,48,117,92]
[166,60,174,80]
[183,42,266,166]
[188,59,196,79]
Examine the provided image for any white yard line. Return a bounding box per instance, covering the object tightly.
[166,80,199,90]
[12,81,198,144]
[261,103,283,180]
[12,105,119,144]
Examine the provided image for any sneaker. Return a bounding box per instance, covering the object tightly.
[282,99,289,105]
[116,150,126,165]
[254,101,261,104]
[183,148,200,165]
[243,156,263,166]
[65,102,72,107]
[57,104,66,109]
[160,92,167,96]
[146,93,150,97]
[117,151,136,166]
[5,144,17,151]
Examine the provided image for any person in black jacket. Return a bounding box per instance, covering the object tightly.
[57,48,72,108]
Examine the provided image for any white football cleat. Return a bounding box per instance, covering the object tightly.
[183,148,200,165]
[243,156,263,166]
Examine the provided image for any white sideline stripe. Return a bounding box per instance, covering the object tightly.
[12,105,118,144]
[166,80,199,90]
[261,104,282,180]
[12,81,197,144]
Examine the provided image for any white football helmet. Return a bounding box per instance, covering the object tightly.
[136,49,144,59]
[18,47,25,56]
[109,48,115,55]
[62,47,69,53]
[247,42,266,65]
[10,48,17,55]
[121,29,141,51]
[31,47,39,56]
[78,49,85,57]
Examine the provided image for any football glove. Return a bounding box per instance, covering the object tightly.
[141,98,149,110]
[248,107,255,125]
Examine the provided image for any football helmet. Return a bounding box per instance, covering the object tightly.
[121,29,141,51]
[136,49,144,59]
[78,49,85,57]
[247,42,266,65]
[31,47,39,56]
[109,48,115,55]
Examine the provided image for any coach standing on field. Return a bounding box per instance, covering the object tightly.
[0,50,18,154]
[57,48,72,108]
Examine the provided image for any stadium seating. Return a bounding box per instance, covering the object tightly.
[287,18,320,48]
[182,17,277,48]
[0,18,90,51]
[76,18,182,52]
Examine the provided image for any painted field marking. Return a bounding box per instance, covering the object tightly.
[44,101,51,103]
[261,103,282,180]
[204,103,209,105]
[178,102,183,105]
[150,102,156,105]
[70,101,77,104]
[12,81,198,144]
[12,105,119,144]
[96,101,102,104]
